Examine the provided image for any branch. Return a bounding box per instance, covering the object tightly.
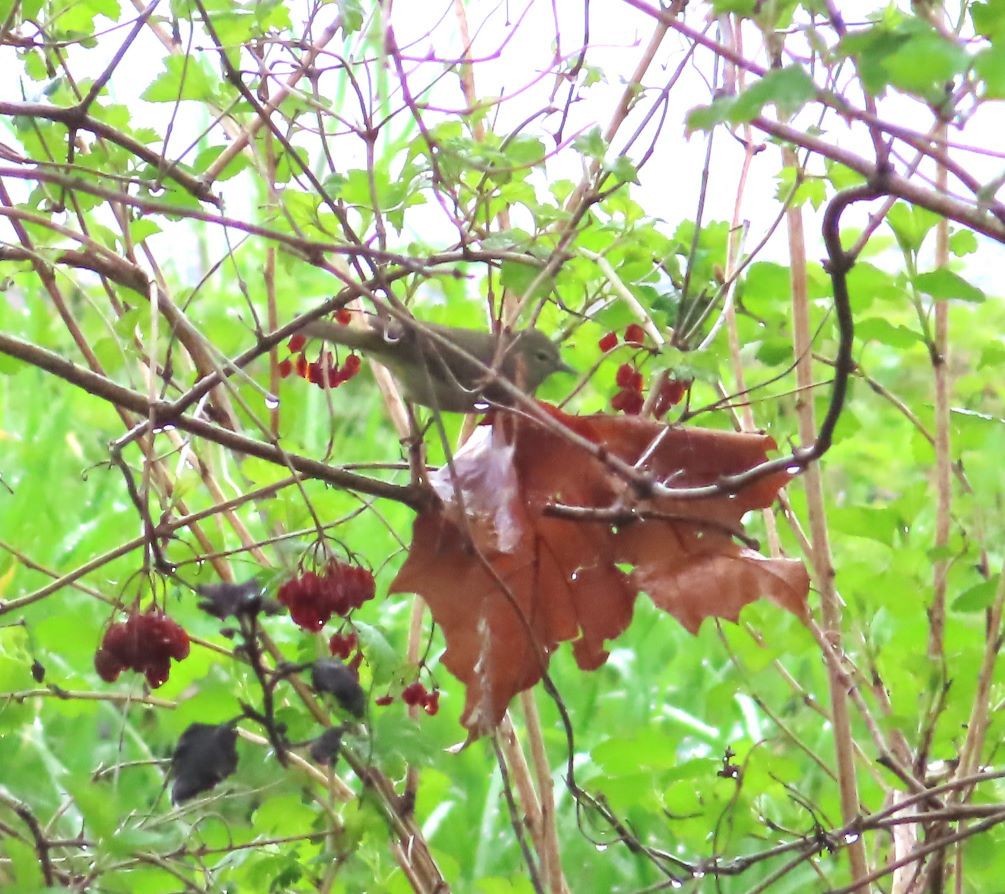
[0,332,423,508]
[0,101,218,203]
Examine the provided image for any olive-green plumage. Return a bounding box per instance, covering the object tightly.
[301,317,571,412]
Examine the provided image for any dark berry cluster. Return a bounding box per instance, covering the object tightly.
[278,560,375,631]
[278,328,362,391]
[94,610,190,688]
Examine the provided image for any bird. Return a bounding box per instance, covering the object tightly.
[299,316,572,412]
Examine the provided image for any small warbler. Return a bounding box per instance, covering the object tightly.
[300,317,572,412]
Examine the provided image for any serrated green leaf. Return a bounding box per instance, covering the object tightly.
[338,0,365,34]
[856,317,921,348]
[949,229,978,257]
[142,55,219,103]
[572,126,605,159]
[914,269,985,303]
[128,218,161,244]
[604,154,639,185]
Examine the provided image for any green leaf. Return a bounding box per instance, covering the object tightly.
[975,47,1005,99]
[949,229,978,257]
[688,66,814,129]
[887,201,942,252]
[572,126,605,160]
[952,579,998,612]
[338,0,365,34]
[142,55,220,103]
[503,135,545,168]
[500,259,548,297]
[604,155,639,185]
[191,144,250,180]
[856,317,921,348]
[775,167,826,208]
[882,30,968,95]
[972,0,1005,42]
[711,0,755,13]
[732,65,816,120]
[838,16,969,98]
[829,506,899,546]
[914,269,985,303]
[4,836,52,890]
[351,621,400,685]
[128,218,161,244]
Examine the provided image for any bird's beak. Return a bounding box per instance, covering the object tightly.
[557,359,575,375]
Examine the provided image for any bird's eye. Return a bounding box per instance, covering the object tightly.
[536,349,551,362]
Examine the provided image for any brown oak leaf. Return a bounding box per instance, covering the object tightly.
[391,404,809,733]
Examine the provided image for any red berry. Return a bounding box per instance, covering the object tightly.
[616,363,643,392]
[423,690,440,715]
[144,656,171,688]
[278,358,293,378]
[375,694,394,706]
[279,575,332,631]
[334,308,351,325]
[295,354,309,379]
[288,334,306,353]
[342,354,361,378]
[598,331,618,353]
[624,323,646,346]
[402,681,427,706]
[611,388,645,415]
[94,648,122,682]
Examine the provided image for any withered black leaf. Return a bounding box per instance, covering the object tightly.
[196,578,278,620]
[171,722,239,803]
[309,725,345,766]
[311,659,365,718]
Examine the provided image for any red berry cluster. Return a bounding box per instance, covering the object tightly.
[601,323,689,417]
[94,610,190,688]
[652,377,689,416]
[404,681,440,715]
[278,331,362,391]
[328,631,358,660]
[375,681,440,715]
[611,362,646,414]
[278,560,375,631]
[597,322,647,354]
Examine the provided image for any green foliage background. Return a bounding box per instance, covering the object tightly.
[2,0,1005,891]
